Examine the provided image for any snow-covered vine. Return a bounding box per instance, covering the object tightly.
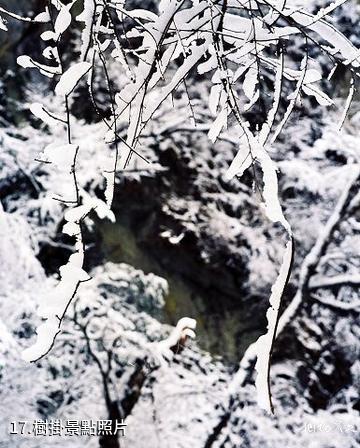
[1,0,359,413]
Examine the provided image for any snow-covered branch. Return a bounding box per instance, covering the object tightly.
[309,273,360,290]
[312,294,360,311]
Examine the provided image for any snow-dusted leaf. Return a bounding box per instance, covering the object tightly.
[338,76,355,130]
[17,55,35,68]
[17,55,61,77]
[92,198,115,222]
[272,55,308,143]
[64,204,92,223]
[303,68,322,84]
[43,46,58,60]
[63,221,80,236]
[208,108,228,143]
[30,102,62,126]
[244,89,259,111]
[243,67,258,100]
[0,15,8,31]
[42,143,78,167]
[303,84,333,106]
[55,62,92,96]
[209,84,222,116]
[224,137,252,180]
[40,30,55,41]
[197,54,217,75]
[77,0,96,59]
[257,148,290,231]
[54,5,72,36]
[34,8,51,23]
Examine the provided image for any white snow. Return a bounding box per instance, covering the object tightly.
[55,62,92,97]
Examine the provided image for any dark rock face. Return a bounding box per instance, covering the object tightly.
[111,134,254,295]
[84,131,275,362]
[111,175,251,305]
